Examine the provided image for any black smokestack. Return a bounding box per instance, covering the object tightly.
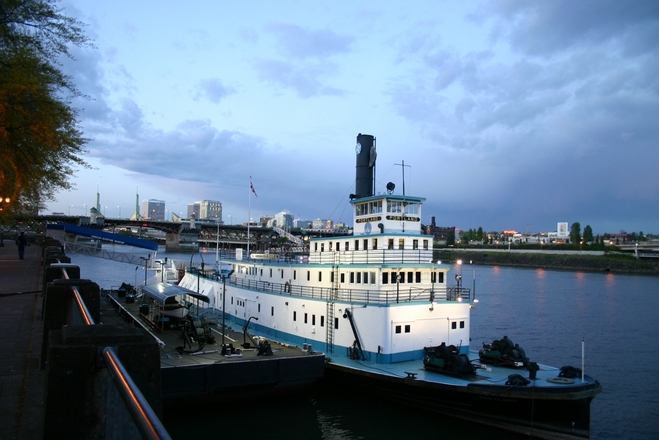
[354,133,376,199]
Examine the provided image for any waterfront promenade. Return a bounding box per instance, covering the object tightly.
[0,240,45,439]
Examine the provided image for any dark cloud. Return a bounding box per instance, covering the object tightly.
[481,0,659,56]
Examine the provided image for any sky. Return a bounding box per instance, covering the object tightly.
[46,0,659,235]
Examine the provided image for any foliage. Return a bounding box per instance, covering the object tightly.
[570,222,581,244]
[583,225,594,243]
[0,0,91,217]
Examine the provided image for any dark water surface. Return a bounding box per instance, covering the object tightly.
[70,248,659,439]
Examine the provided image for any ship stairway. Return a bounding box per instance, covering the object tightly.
[326,253,339,354]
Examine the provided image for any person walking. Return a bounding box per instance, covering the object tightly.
[16,232,27,260]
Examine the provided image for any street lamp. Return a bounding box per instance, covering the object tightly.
[139,255,150,285]
[221,269,235,347]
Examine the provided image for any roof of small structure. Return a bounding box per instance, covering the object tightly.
[142,282,210,303]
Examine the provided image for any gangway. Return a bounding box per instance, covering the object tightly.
[273,227,304,246]
[47,222,158,251]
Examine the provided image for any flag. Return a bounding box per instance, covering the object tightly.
[250,178,258,198]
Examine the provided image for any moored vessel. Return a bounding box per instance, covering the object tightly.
[178,133,601,438]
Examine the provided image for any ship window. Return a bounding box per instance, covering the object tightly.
[334,317,339,329]
[304,313,308,324]
[438,272,444,283]
[395,325,401,334]
[318,272,322,282]
[260,269,263,276]
[258,304,261,312]
[321,316,325,327]
[281,270,284,279]
[423,240,429,250]
[355,240,359,251]
[350,272,355,283]
[293,270,297,280]
[373,238,378,250]
[270,269,272,277]
[321,243,324,252]
[398,239,404,249]
[271,307,274,316]
[345,242,349,251]
[356,272,361,283]
[294,311,297,321]
[340,273,345,283]
[452,322,457,329]
[314,243,318,252]
[363,239,368,250]
[312,315,316,325]
[329,242,333,251]
[336,242,340,251]
[231,297,234,305]
[307,271,310,281]
[413,239,418,249]
[371,272,376,284]
[460,321,465,329]
[405,325,410,333]
[407,272,413,283]
[415,271,421,283]
[363,272,369,284]
[331,272,334,283]
[388,239,394,249]
[431,272,436,283]
[383,272,389,284]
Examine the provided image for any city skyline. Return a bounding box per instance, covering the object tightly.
[45,1,659,235]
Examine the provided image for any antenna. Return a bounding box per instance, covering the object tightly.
[394,160,411,196]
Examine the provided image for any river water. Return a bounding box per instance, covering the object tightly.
[68,246,659,439]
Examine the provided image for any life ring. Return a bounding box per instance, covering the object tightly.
[547,377,574,384]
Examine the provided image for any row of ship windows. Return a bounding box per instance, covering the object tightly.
[239,267,445,285]
[233,297,465,333]
[231,298,341,329]
[314,238,430,252]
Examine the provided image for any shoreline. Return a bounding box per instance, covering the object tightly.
[436,249,659,275]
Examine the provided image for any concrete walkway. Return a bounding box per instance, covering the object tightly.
[0,239,45,439]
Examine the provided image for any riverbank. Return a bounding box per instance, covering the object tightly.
[437,249,659,275]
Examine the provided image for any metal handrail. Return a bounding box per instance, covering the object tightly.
[102,347,172,440]
[57,263,170,439]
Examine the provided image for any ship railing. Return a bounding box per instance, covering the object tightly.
[214,274,470,305]
[308,248,434,265]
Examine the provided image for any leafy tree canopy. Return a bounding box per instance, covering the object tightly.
[1,0,91,217]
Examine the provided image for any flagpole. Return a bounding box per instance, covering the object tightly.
[247,177,251,257]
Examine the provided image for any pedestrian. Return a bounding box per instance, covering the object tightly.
[16,232,27,260]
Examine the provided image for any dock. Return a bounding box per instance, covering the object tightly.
[103,290,325,404]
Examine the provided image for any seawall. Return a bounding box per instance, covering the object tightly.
[437,249,659,275]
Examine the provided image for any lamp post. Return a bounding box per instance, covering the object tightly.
[221,269,235,347]
[117,205,121,219]
[140,255,150,285]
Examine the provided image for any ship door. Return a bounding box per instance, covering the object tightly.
[244,298,257,322]
[391,320,415,362]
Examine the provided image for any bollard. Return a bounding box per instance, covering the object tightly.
[41,279,100,368]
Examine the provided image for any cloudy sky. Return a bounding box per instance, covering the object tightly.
[48,0,658,235]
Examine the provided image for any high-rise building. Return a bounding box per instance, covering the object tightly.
[141,199,165,220]
[187,200,222,222]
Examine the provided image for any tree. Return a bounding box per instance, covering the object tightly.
[0,0,90,217]
[583,225,594,243]
[570,222,581,244]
